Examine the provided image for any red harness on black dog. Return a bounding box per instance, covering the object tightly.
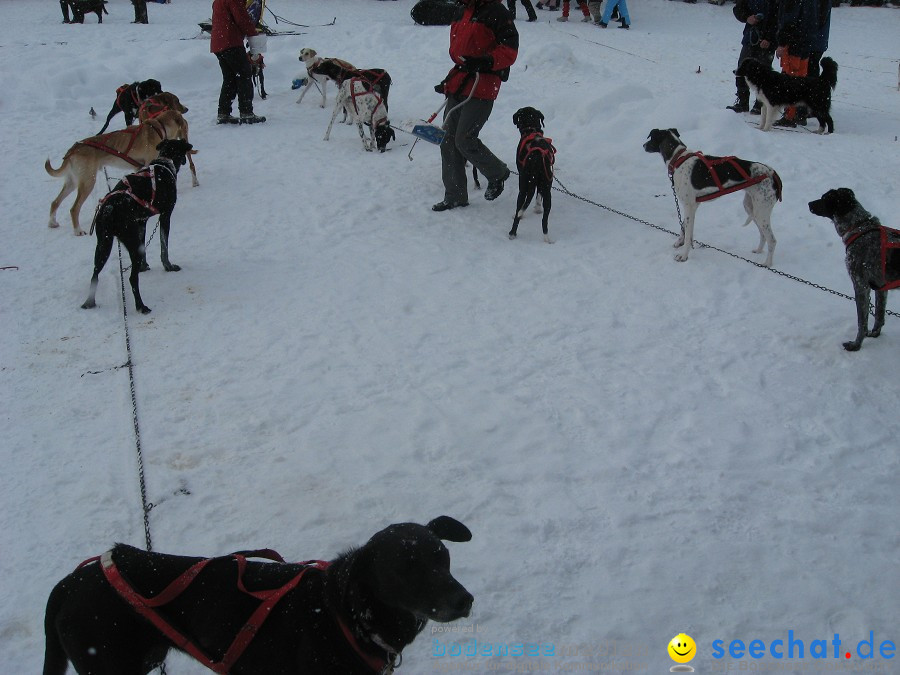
[843,224,900,291]
[517,131,556,181]
[668,148,771,203]
[78,550,395,674]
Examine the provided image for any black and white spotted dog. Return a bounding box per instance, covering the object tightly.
[809,188,900,351]
[81,139,193,314]
[324,70,394,152]
[295,48,357,108]
[508,107,556,244]
[644,128,782,266]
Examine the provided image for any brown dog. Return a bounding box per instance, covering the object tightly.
[138,93,199,187]
[45,110,195,235]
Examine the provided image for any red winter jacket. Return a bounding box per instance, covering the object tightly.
[442,0,518,101]
[210,0,258,54]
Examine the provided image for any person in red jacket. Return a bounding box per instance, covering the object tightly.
[211,0,265,124]
[432,0,518,212]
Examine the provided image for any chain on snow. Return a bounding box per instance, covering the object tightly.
[541,170,898,319]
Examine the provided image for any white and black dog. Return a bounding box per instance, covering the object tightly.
[809,188,900,351]
[508,107,556,244]
[81,139,193,314]
[324,69,394,152]
[296,48,356,108]
[644,128,781,266]
[735,57,838,134]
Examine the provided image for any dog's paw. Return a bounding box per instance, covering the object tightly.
[674,252,689,262]
[163,263,181,272]
[81,299,96,309]
[48,220,60,229]
[508,233,517,240]
[866,328,881,338]
[137,305,152,315]
[74,228,86,236]
[544,235,554,244]
[673,238,685,248]
[843,340,862,351]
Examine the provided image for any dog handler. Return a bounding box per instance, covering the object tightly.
[432,0,518,211]
[211,0,265,124]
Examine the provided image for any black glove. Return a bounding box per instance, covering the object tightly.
[460,55,494,73]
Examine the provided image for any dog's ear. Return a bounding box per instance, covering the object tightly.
[512,110,521,127]
[427,516,472,542]
[669,128,680,138]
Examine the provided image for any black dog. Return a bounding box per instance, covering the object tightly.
[81,139,193,315]
[809,188,900,351]
[735,57,838,134]
[43,516,473,674]
[509,107,556,243]
[68,0,109,24]
[98,79,163,134]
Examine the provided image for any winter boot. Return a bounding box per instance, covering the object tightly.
[484,168,511,201]
[556,14,569,20]
[240,112,267,125]
[726,96,750,113]
[217,113,240,124]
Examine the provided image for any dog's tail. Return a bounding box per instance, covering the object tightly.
[771,170,783,202]
[44,157,66,177]
[820,57,838,91]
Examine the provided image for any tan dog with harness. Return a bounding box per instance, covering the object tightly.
[45,109,195,235]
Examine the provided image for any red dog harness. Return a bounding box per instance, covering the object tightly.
[843,225,900,291]
[517,132,556,181]
[668,148,774,203]
[78,550,395,674]
[77,122,166,169]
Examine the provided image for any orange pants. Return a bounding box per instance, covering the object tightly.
[779,53,808,120]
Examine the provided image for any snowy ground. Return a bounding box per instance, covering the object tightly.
[1,0,898,672]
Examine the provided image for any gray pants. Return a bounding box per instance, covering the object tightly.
[440,95,509,204]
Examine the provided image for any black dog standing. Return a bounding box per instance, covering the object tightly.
[43,517,473,675]
[508,107,556,243]
[98,79,163,134]
[808,188,900,351]
[81,139,193,315]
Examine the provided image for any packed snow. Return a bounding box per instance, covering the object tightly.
[1,0,898,672]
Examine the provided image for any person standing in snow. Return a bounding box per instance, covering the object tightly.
[726,0,777,113]
[432,0,518,212]
[210,0,265,124]
[132,0,149,23]
[507,0,538,21]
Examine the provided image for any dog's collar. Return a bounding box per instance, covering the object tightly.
[666,145,691,174]
[332,612,400,674]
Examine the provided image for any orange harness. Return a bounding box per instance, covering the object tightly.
[844,225,900,292]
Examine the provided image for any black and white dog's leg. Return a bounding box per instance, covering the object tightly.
[675,201,696,262]
[845,281,871,351]
[868,289,887,339]
[509,175,534,240]
[81,228,115,309]
[324,90,345,141]
[744,190,776,266]
[539,185,553,244]
[158,212,180,272]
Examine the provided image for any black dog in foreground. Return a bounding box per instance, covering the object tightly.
[509,107,556,243]
[43,516,473,674]
[81,139,193,315]
[809,188,900,351]
[98,78,163,134]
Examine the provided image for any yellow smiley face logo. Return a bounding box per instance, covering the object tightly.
[668,633,696,664]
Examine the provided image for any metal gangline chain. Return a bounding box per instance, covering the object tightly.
[115,242,167,675]
[543,171,899,319]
